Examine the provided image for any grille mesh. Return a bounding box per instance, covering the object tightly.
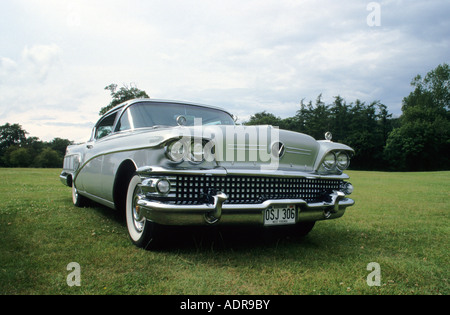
[151,175,342,205]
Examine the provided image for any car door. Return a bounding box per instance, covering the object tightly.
[76,111,119,201]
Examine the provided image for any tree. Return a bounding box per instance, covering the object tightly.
[7,147,32,167]
[34,148,62,168]
[50,138,73,156]
[328,95,350,142]
[406,63,450,112]
[385,63,450,171]
[0,123,29,166]
[376,102,394,144]
[0,123,28,149]
[99,83,150,115]
[0,122,73,168]
[344,100,388,170]
[295,94,331,140]
[245,111,283,126]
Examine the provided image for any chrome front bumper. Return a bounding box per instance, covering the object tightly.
[137,191,355,226]
[59,171,72,187]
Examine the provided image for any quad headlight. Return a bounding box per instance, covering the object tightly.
[336,151,350,170]
[322,152,337,170]
[166,140,187,162]
[190,141,204,163]
[320,150,351,173]
[166,139,214,163]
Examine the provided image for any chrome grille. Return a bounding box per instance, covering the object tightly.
[150,175,342,205]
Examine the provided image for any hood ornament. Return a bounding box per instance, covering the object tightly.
[176,115,187,126]
[325,132,333,141]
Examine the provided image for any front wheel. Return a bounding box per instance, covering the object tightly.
[72,184,87,207]
[126,174,163,249]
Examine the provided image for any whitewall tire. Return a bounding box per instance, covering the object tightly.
[126,174,162,249]
[72,184,86,207]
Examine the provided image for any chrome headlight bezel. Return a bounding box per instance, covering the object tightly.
[166,140,187,162]
[155,178,171,195]
[166,139,214,164]
[336,151,350,171]
[319,150,352,174]
[189,140,205,164]
[322,151,337,170]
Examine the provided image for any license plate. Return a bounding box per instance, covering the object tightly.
[264,205,296,226]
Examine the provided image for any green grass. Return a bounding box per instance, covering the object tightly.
[0,168,448,295]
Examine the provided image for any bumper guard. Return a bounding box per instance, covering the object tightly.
[137,190,354,226]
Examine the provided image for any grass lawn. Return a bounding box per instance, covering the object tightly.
[0,168,448,295]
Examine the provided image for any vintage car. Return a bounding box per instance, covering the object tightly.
[60,99,355,248]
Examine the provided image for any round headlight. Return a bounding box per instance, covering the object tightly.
[336,152,350,170]
[190,141,204,163]
[203,140,216,162]
[166,140,186,162]
[322,152,336,170]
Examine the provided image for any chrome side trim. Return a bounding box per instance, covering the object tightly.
[285,146,312,156]
[77,190,116,209]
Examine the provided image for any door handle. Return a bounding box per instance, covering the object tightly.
[86,145,93,149]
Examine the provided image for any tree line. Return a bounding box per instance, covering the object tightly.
[0,123,72,168]
[1,64,448,171]
[245,64,449,171]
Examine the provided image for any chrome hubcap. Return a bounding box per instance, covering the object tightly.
[132,186,145,232]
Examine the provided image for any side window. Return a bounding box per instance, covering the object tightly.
[95,112,117,139]
[116,108,132,131]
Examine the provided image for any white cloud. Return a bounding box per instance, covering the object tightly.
[0,43,101,142]
[21,44,62,81]
[0,57,18,85]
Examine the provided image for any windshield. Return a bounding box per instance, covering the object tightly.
[116,102,235,131]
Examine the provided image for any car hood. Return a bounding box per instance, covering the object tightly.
[68,125,352,174]
[137,125,321,172]
[201,125,319,172]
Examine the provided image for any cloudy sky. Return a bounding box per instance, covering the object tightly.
[0,0,449,142]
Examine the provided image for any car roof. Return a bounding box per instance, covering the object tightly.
[102,98,234,118]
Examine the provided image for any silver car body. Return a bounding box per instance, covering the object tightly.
[60,99,355,227]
